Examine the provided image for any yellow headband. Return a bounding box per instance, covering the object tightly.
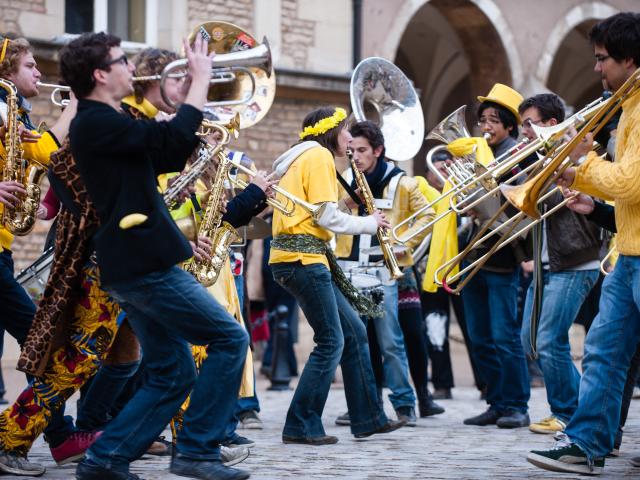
[299,108,347,140]
[0,38,9,63]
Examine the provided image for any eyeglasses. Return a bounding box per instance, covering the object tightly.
[99,54,129,69]
[477,117,502,126]
[594,54,610,64]
[521,118,543,129]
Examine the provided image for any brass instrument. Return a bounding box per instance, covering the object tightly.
[347,149,402,280]
[227,156,326,220]
[351,57,424,161]
[0,79,46,236]
[158,22,275,129]
[501,68,640,219]
[36,82,70,107]
[184,122,238,287]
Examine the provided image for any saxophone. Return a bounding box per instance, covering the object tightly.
[0,79,46,235]
[347,149,403,280]
[184,124,239,287]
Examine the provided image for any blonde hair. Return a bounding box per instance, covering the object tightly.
[0,36,31,79]
[131,48,178,103]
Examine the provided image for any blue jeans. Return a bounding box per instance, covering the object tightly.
[462,267,530,413]
[521,269,598,422]
[565,255,640,460]
[372,283,415,409]
[85,266,248,473]
[271,262,387,437]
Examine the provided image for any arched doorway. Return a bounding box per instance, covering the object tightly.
[546,20,604,112]
[392,0,514,172]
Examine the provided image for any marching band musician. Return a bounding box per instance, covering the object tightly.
[333,120,443,426]
[529,12,640,475]
[269,106,404,445]
[460,84,532,429]
[60,32,250,480]
[517,93,601,436]
[0,35,89,476]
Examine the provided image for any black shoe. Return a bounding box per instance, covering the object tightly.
[463,408,501,426]
[354,419,406,439]
[0,397,8,405]
[631,455,640,467]
[222,436,255,449]
[170,455,250,480]
[334,412,350,426]
[395,406,417,427]
[419,399,445,417]
[76,461,142,480]
[496,410,530,429]
[432,388,452,400]
[146,435,172,456]
[282,435,338,445]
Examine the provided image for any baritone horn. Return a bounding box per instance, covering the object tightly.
[158,21,275,129]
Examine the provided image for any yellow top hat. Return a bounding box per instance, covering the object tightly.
[477,83,523,123]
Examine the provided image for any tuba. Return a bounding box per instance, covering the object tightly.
[0,79,46,236]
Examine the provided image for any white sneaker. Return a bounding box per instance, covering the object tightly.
[221,446,250,467]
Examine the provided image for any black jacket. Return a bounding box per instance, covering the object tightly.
[69,99,203,285]
[542,191,602,271]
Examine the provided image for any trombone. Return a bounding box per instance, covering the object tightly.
[438,67,640,294]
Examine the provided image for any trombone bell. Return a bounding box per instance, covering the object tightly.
[499,181,541,219]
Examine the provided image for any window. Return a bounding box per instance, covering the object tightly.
[65,0,157,46]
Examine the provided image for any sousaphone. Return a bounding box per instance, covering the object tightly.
[350,57,424,161]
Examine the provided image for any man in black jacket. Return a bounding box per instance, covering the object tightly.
[61,32,250,480]
[518,94,601,436]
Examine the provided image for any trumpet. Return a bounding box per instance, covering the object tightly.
[226,157,324,220]
[36,82,70,107]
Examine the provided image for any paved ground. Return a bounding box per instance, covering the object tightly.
[4,375,638,480]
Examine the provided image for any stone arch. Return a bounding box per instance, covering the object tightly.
[535,2,619,86]
[385,0,518,171]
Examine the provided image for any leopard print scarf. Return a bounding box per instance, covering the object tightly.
[17,142,100,376]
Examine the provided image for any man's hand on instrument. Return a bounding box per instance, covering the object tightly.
[217,198,228,215]
[563,187,595,215]
[0,181,26,207]
[190,235,212,262]
[557,167,576,188]
[183,34,215,86]
[568,130,594,164]
[18,124,41,144]
[251,170,277,195]
[372,210,391,230]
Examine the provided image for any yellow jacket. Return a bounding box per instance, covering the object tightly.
[572,90,640,255]
[334,171,434,267]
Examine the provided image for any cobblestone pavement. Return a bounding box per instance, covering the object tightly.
[8,375,639,480]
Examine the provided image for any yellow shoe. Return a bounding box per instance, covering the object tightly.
[529,416,566,434]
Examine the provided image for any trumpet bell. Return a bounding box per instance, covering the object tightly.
[187,21,275,129]
[351,57,424,161]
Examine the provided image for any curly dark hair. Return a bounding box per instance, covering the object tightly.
[519,93,565,123]
[298,106,347,156]
[477,101,519,139]
[590,12,640,67]
[131,48,179,103]
[60,32,121,99]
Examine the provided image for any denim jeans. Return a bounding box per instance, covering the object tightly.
[521,269,598,422]
[85,266,248,473]
[371,283,415,409]
[565,255,640,460]
[271,262,387,437]
[462,267,530,413]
